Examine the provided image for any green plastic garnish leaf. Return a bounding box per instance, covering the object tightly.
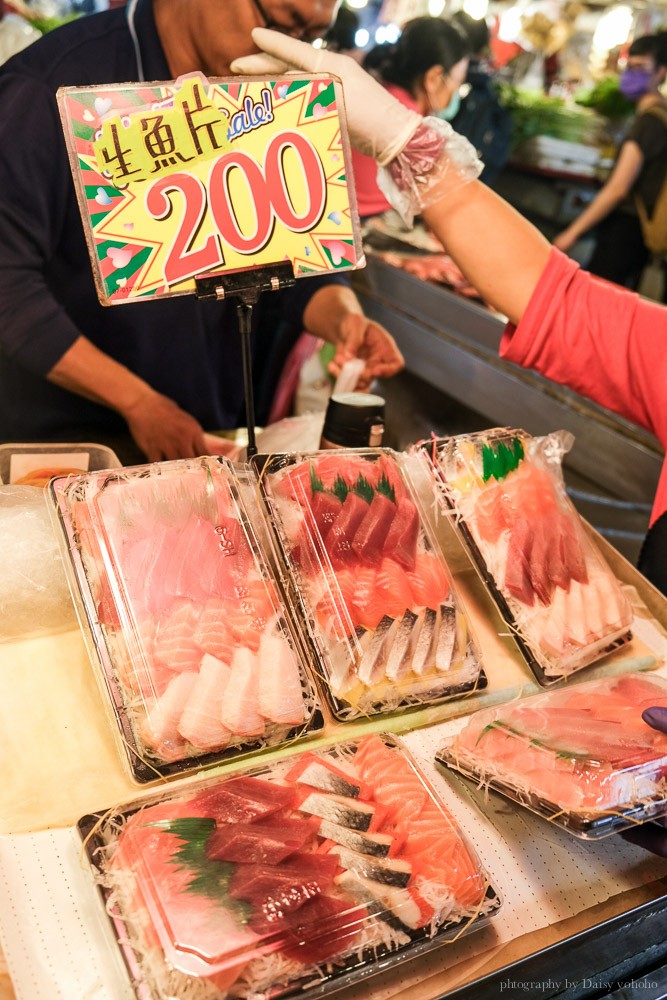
[376,473,396,503]
[352,474,374,504]
[332,474,349,503]
[150,817,250,922]
[481,437,525,482]
[309,462,325,494]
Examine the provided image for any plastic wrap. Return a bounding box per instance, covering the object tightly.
[255,448,484,721]
[79,733,499,1000]
[426,428,633,683]
[0,486,78,642]
[437,672,667,838]
[50,456,322,783]
[377,118,483,228]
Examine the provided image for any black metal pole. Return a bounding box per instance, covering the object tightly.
[236,298,257,459]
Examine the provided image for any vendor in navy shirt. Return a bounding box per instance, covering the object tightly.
[0,0,403,462]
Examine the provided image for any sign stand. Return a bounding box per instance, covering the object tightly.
[195,261,295,459]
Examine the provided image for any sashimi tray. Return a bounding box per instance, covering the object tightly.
[50,456,322,783]
[254,448,486,722]
[423,428,633,686]
[436,672,667,839]
[77,734,500,1000]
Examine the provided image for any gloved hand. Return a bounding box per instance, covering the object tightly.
[621,707,667,856]
[231,28,421,166]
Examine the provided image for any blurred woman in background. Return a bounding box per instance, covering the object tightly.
[352,16,470,218]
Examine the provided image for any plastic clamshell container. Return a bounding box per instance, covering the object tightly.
[436,672,667,839]
[254,448,485,721]
[50,456,322,783]
[424,428,633,685]
[78,733,500,1000]
[0,441,120,487]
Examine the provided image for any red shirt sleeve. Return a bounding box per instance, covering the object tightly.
[500,249,667,525]
[500,248,667,446]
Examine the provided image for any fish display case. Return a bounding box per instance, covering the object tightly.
[436,672,667,839]
[424,428,633,685]
[253,448,485,721]
[50,456,322,783]
[78,733,500,1000]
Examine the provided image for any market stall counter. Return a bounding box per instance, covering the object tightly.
[2,453,667,1000]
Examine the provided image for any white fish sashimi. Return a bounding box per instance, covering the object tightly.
[140,671,198,759]
[178,653,232,750]
[258,631,306,726]
[220,647,266,737]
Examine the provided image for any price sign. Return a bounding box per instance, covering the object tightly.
[57,73,363,306]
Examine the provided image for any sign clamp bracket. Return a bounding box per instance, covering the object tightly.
[195,261,296,459]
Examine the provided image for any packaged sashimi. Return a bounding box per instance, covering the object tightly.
[426,429,633,683]
[437,672,667,838]
[255,449,484,720]
[79,733,500,1000]
[50,457,321,782]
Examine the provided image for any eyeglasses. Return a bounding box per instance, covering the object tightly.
[249,0,279,29]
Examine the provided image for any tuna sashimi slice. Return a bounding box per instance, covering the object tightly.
[257,632,305,726]
[272,892,364,965]
[383,497,420,570]
[206,816,317,864]
[177,653,232,751]
[351,493,397,565]
[140,671,198,760]
[327,492,370,566]
[504,516,534,606]
[189,776,296,823]
[221,647,265,737]
[309,489,343,541]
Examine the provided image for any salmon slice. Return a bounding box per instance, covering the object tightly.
[153,599,203,673]
[406,551,450,609]
[193,600,237,663]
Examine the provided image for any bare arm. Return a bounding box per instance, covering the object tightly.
[48,336,214,461]
[422,180,552,325]
[553,141,644,251]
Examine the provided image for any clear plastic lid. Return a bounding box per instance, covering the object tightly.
[427,429,633,683]
[437,672,667,837]
[51,456,320,782]
[257,449,484,720]
[80,734,499,998]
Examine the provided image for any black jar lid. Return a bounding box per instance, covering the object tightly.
[321,393,385,448]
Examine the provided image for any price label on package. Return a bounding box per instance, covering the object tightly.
[57,73,363,305]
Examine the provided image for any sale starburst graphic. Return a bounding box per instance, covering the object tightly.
[58,74,362,306]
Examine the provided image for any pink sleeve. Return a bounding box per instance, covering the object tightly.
[499,248,667,448]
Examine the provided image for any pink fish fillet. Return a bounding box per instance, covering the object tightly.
[221,647,266,737]
[258,632,306,726]
[178,653,232,750]
[140,671,198,759]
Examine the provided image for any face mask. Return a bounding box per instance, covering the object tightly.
[435,90,462,122]
[620,68,653,100]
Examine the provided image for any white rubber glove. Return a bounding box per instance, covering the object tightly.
[231,28,421,166]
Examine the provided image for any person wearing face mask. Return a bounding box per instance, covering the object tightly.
[554,33,667,296]
[349,16,470,218]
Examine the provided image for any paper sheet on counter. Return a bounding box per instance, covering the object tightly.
[2,716,667,1000]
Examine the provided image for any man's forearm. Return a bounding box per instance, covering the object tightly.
[47,335,157,417]
[302,284,363,344]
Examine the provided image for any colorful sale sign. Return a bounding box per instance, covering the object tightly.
[57,73,363,306]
